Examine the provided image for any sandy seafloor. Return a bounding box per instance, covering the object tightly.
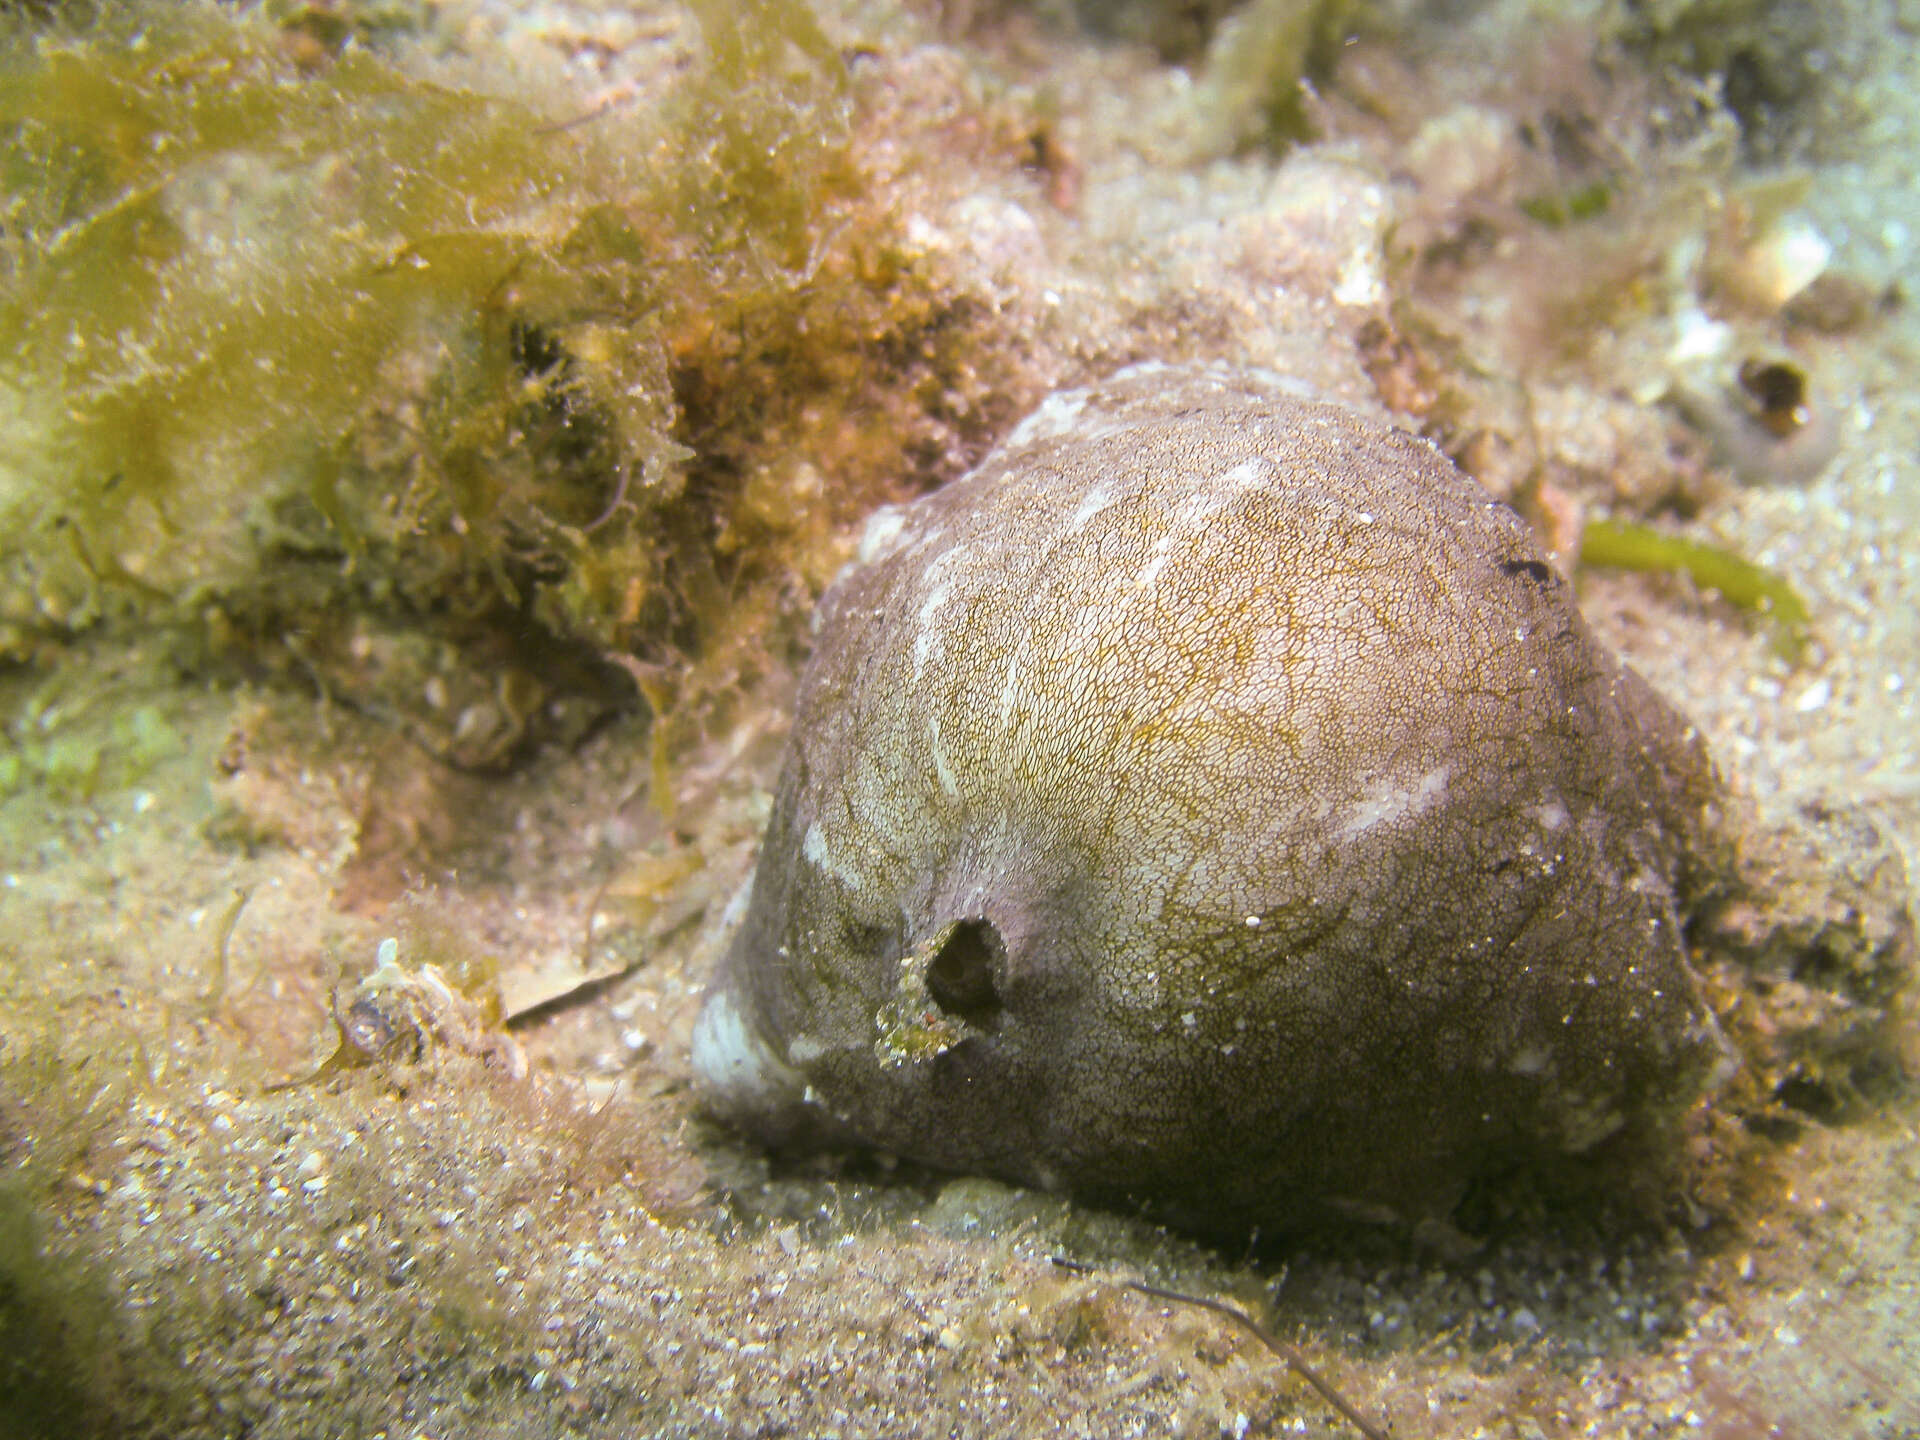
[3,2,1920,1437]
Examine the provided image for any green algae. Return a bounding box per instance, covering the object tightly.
[0,4,675,652]
[0,701,183,800]
[0,0,1004,784]
[1579,517,1811,660]
[1518,179,1614,228]
[1199,0,1355,153]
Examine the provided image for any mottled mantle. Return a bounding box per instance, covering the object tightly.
[696,363,1727,1234]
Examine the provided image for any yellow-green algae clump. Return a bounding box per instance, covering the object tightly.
[1580,516,1812,662]
[0,0,1020,774]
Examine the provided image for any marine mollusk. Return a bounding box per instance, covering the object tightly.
[694,363,1726,1233]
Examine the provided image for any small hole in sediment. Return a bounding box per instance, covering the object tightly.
[924,918,1004,1027]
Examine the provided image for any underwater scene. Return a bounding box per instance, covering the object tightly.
[1,1,1916,1435]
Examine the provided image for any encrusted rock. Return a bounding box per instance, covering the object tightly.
[695,363,1729,1234]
